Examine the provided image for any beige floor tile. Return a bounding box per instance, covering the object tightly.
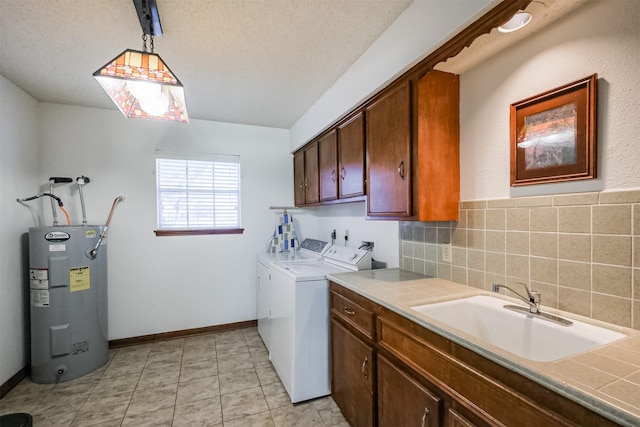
[70,392,132,426]
[270,402,325,427]
[137,365,181,389]
[261,382,291,410]
[216,342,250,358]
[218,352,254,373]
[146,351,184,368]
[51,373,101,396]
[112,343,152,359]
[184,334,217,347]
[89,419,124,427]
[220,386,269,422]
[180,358,219,382]
[32,410,77,427]
[251,353,272,369]
[31,391,89,416]
[91,372,140,399]
[312,394,346,425]
[0,329,347,427]
[256,365,280,386]
[183,345,217,363]
[177,376,220,405]
[152,338,185,351]
[102,359,146,378]
[126,382,178,416]
[215,330,246,345]
[173,396,223,427]
[246,335,267,351]
[219,368,260,395]
[122,406,175,426]
[223,410,275,427]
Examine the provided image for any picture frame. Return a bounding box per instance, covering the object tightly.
[510,74,597,186]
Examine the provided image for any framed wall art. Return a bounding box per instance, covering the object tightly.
[510,74,597,186]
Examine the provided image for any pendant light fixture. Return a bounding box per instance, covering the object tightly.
[93,0,188,122]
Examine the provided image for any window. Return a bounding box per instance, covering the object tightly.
[155,153,243,236]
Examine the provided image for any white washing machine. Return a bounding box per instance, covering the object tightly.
[262,243,371,403]
[256,239,331,352]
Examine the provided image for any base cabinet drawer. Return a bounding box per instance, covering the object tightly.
[378,355,441,427]
[330,290,375,339]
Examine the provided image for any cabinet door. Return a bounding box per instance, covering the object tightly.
[366,80,412,218]
[293,151,305,206]
[256,261,272,351]
[378,355,441,427]
[337,112,365,199]
[304,142,320,204]
[318,130,338,202]
[331,318,375,427]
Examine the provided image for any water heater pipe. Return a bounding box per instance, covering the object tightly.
[89,196,125,258]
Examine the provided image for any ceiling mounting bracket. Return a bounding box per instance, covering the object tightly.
[133,0,163,37]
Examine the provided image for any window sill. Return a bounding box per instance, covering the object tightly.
[154,228,244,236]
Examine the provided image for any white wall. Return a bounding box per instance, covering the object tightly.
[459,0,640,200]
[306,202,399,267]
[36,104,292,340]
[0,75,40,385]
[289,0,497,151]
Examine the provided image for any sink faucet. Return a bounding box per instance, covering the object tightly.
[492,283,540,314]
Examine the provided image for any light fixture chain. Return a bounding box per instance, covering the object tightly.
[142,33,148,52]
[150,35,154,53]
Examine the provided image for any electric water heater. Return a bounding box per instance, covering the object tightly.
[28,225,108,383]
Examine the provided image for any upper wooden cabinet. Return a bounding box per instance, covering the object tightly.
[318,129,338,202]
[415,69,460,221]
[365,70,459,220]
[293,150,305,206]
[294,142,319,206]
[294,69,459,219]
[365,80,413,218]
[337,112,365,199]
[295,115,365,206]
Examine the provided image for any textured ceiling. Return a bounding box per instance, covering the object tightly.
[0,0,412,128]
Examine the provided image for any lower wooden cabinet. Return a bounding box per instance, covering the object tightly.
[329,281,620,427]
[377,355,441,427]
[330,318,375,427]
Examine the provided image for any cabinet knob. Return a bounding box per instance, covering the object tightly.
[331,170,336,183]
[421,407,430,427]
[343,307,356,316]
[398,160,405,179]
[361,356,369,379]
[340,167,346,180]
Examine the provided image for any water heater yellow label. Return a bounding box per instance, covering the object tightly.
[70,266,90,292]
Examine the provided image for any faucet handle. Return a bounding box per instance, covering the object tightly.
[530,290,541,304]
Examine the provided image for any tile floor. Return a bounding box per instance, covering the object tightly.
[0,327,348,426]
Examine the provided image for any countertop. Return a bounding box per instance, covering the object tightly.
[328,268,640,427]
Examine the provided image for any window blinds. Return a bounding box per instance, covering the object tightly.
[156,155,241,229]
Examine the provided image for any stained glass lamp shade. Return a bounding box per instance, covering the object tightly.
[93,49,188,122]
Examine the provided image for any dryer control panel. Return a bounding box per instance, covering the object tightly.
[323,245,372,271]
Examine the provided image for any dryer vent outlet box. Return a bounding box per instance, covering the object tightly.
[28,226,109,383]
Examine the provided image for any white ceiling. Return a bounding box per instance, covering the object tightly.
[0,0,412,128]
[0,0,585,129]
